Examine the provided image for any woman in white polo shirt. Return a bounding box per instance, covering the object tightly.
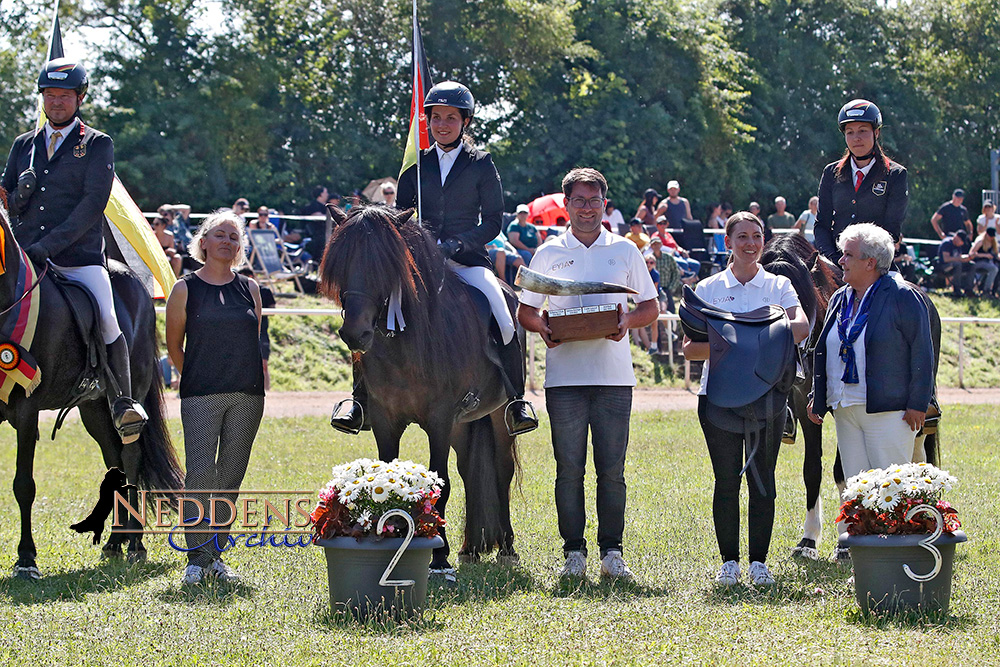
[683,212,810,586]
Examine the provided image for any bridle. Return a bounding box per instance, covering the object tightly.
[339,289,393,338]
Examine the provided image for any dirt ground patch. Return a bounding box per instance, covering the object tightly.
[152,386,998,420]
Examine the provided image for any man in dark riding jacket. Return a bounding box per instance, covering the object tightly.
[0,58,147,443]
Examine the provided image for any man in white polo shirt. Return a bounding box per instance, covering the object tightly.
[517,167,658,581]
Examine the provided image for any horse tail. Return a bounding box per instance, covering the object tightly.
[136,368,185,495]
[462,415,520,555]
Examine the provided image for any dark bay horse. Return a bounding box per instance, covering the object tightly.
[762,233,942,559]
[319,205,520,572]
[0,203,184,579]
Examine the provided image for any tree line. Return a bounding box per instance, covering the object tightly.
[1,0,996,237]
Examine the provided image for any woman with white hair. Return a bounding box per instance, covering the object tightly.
[807,223,934,480]
[165,210,265,585]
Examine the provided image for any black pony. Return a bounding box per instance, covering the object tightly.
[762,233,942,559]
[319,205,520,571]
[0,201,183,579]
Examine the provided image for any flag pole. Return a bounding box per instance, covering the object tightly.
[413,0,422,226]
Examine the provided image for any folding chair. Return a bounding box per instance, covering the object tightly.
[248,229,304,292]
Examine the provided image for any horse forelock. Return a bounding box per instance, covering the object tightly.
[320,206,424,305]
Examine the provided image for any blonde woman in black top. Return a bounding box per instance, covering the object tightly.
[165,209,265,586]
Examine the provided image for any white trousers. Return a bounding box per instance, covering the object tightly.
[832,403,916,479]
[52,263,122,344]
[449,262,515,345]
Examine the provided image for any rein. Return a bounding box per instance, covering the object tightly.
[0,259,48,319]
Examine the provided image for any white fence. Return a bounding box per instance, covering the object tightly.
[156,307,998,390]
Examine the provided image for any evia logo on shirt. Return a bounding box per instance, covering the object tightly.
[550,260,575,272]
[713,296,735,304]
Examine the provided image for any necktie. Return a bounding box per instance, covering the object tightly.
[47,131,62,159]
[854,170,863,192]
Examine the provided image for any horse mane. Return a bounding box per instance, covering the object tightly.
[319,205,483,377]
[761,238,818,329]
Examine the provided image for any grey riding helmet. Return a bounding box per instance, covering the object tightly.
[838,99,882,132]
[38,58,89,96]
[424,81,475,120]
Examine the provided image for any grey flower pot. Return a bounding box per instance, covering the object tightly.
[315,534,444,617]
[839,530,967,615]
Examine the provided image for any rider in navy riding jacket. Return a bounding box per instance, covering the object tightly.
[814,99,909,264]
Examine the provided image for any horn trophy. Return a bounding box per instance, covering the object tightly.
[514,266,638,296]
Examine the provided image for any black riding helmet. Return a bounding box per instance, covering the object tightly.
[838,99,882,132]
[424,81,475,120]
[38,58,89,97]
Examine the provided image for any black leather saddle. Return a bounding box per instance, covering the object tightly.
[680,285,796,497]
[46,264,108,436]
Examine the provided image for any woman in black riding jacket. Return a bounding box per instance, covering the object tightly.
[814,99,908,264]
[330,81,537,437]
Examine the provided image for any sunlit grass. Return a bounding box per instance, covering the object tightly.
[0,404,996,665]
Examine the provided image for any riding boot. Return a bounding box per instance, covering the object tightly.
[106,334,148,444]
[497,337,538,436]
[330,362,371,435]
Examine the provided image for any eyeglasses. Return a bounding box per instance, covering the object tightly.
[383,190,395,195]
[567,196,605,209]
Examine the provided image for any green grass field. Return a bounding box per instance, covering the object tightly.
[0,405,997,666]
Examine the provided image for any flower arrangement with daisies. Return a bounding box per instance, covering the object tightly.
[836,462,961,536]
[310,458,446,540]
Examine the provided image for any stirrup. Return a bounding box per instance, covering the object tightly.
[330,398,366,435]
[112,397,148,443]
[504,399,539,437]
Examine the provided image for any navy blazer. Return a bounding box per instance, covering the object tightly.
[812,272,933,418]
[1,120,114,267]
[814,158,908,264]
[396,143,504,269]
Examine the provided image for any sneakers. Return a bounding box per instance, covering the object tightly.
[748,561,775,586]
[181,564,205,585]
[209,558,240,583]
[559,551,587,579]
[182,560,240,585]
[715,560,740,586]
[599,550,633,581]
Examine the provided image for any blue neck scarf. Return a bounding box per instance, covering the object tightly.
[837,277,882,384]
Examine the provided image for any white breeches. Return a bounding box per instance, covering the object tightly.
[448,262,515,345]
[52,263,122,344]
[832,404,916,479]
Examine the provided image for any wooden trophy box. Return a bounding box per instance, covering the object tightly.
[546,304,620,343]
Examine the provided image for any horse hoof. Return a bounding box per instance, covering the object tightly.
[790,546,820,561]
[101,548,124,561]
[429,567,457,583]
[13,564,41,581]
[791,539,820,561]
[496,551,521,567]
[127,551,148,564]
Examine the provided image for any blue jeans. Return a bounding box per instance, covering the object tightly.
[546,385,632,557]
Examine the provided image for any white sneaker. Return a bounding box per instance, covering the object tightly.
[209,559,240,583]
[181,564,205,585]
[559,551,587,579]
[748,561,775,586]
[599,550,634,581]
[715,560,741,586]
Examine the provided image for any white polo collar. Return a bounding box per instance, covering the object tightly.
[719,264,765,288]
[565,226,612,249]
